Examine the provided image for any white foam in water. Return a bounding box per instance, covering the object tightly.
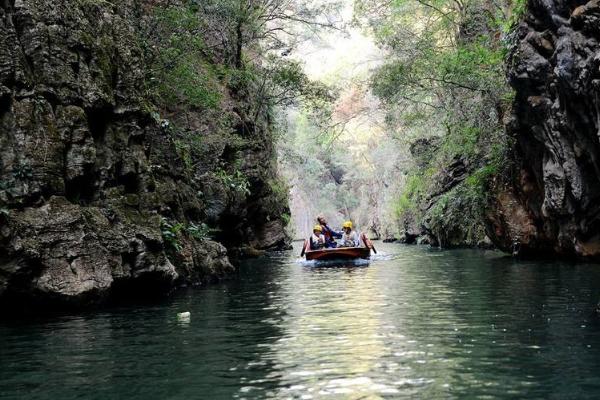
[297,258,371,267]
[293,247,399,266]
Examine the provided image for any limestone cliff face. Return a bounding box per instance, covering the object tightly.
[0,0,289,310]
[486,0,600,259]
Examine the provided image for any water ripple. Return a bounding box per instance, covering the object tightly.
[2,244,600,399]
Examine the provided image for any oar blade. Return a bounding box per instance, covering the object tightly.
[361,233,377,254]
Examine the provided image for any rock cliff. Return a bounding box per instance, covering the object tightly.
[0,0,289,311]
[486,0,600,259]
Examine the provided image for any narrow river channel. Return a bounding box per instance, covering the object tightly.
[2,243,600,399]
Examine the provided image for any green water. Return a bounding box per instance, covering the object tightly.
[2,243,600,399]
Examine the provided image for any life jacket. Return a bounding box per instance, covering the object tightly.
[342,231,359,247]
[310,233,325,250]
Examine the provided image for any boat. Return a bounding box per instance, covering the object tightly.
[301,233,376,261]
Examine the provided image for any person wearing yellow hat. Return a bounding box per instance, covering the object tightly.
[310,224,326,250]
[341,221,360,247]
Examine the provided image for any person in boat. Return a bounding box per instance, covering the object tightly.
[310,225,326,250]
[317,215,342,248]
[341,221,360,247]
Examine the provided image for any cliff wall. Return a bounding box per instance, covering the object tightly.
[487,0,600,259]
[0,0,289,310]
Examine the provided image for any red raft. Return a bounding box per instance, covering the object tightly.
[300,233,376,261]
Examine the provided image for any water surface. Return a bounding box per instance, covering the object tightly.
[2,243,600,399]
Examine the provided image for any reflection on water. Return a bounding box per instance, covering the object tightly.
[2,243,600,399]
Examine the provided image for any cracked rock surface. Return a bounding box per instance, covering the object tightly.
[0,0,288,311]
[486,0,600,259]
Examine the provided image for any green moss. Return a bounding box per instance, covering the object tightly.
[124,194,140,207]
[174,139,193,175]
[394,173,426,219]
[505,0,528,32]
[268,178,289,203]
[441,124,482,159]
[281,212,291,227]
[155,57,222,110]
[427,181,487,246]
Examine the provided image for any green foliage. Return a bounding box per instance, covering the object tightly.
[427,181,487,246]
[161,217,215,252]
[187,222,213,241]
[216,168,251,196]
[358,0,515,245]
[155,55,221,110]
[440,124,482,159]
[186,0,343,68]
[161,217,185,252]
[510,0,528,27]
[281,212,291,227]
[149,5,222,110]
[494,0,528,33]
[174,139,194,173]
[394,173,426,219]
[245,56,335,128]
[437,40,505,90]
[466,164,497,189]
[268,178,289,203]
[268,58,334,108]
[143,0,331,195]
[226,66,258,91]
[12,163,33,180]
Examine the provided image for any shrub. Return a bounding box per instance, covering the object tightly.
[427,181,487,246]
[161,217,216,251]
[160,217,185,252]
[147,5,222,111]
[216,168,251,196]
[187,222,213,241]
[393,173,426,219]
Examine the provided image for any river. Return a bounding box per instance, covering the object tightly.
[2,243,600,399]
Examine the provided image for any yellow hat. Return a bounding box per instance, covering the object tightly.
[313,225,322,232]
[343,221,353,229]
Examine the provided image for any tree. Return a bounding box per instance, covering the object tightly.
[353,0,518,245]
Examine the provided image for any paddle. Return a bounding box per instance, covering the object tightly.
[300,239,308,257]
[361,233,377,254]
[371,241,378,254]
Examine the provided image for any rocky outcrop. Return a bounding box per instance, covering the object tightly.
[486,0,600,259]
[0,0,288,311]
[399,137,491,248]
[0,197,180,304]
